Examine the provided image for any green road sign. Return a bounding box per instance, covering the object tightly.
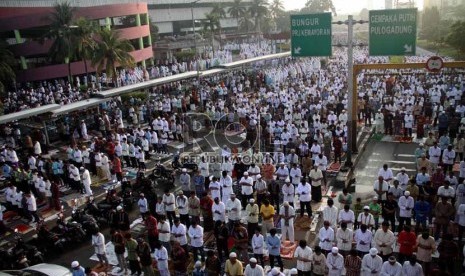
[290,13,332,57]
[369,8,417,56]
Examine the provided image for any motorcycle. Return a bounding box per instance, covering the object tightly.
[171,152,198,171]
[84,198,110,226]
[120,189,134,211]
[2,229,44,268]
[54,213,87,244]
[36,222,66,253]
[71,208,99,235]
[150,162,175,182]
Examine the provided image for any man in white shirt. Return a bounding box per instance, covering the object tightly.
[188,220,205,261]
[401,255,424,276]
[396,168,409,190]
[212,197,226,222]
[318,221,335,254]
[171,218,188,252]
[357,206,375,229]
[374,176,389,201]
[293,240,313,275]
[220,171,233,203]
[80,167,92,196]
[322,199,338,230]
[378,164,394,183]
[326,247,344,276]
[380,255,402,276]
[209,177,221,201]
[226,193,242,226]
[275,163,289,181]
[338,205,355,229]
[282,179,295,207]
[239,172,254,208]
[176,191,189,228]
[355,224,373,256]
[398,191,414,231]
[244,257,265,276]
[374,221,395,261]
[154,243,169,276]
[279,201,295,243]
[361,248,383,276]
[297,181,312,217]
[437,181,455,200]
[91,230,108,267]
[251,229,265,267]
[289,163,301,186]
[163,189,176,225]
[336,222,353,256]
[428,142,441,170]
[137,193,148,217]
[26,192,40,223]
[157,216,171,254]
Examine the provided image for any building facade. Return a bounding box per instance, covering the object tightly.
[0,0,153,82]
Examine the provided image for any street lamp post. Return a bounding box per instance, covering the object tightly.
[190,0,202,86]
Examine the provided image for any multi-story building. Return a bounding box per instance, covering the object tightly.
[424,0,465,9]
[0,0,153,82]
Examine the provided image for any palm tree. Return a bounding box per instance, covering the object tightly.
[248,0,268,34]
[42,2,75,82]
[270,0,284,20]
[203,13,221,55]
[239,10,255,33]
[73,17,98,83]
[228,0,246,32]
[210,3,226,48]
[91,29,135,86]
[0,42,15,93]
[302,0,336,15]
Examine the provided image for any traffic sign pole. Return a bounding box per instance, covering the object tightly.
[346,15,356,168]
[290,13,332,57]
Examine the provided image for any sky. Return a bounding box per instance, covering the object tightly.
[282,0,424,13]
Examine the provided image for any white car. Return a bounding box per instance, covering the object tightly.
[0,263,72,276]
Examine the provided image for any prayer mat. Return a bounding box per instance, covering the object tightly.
[3,210,18,221]
[15,223,31,233]
[326,162,341,173]
[294,216,311,231]
[280,240,298,259]
[203,231,216,249]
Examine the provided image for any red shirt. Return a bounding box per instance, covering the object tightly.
[144,215,159,237]
[113,157,122,173]
[398,230,417,255]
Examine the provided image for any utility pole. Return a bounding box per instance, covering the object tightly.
[345,15,357,168]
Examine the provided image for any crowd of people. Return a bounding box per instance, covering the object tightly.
[1,35,465,276]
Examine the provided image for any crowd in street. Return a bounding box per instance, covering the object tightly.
[1,36,465,276]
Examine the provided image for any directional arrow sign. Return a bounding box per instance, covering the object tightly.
[369,8,417,56]
[290,13,332,57]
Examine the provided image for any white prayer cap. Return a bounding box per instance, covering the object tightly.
[331,247,339,253]
[369,247,378,256]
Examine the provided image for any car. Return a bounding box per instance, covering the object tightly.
[0,263,72,276]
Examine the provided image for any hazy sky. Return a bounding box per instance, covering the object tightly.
[282,0,424,13]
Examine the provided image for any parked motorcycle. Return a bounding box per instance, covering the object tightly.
[150,162,175,182]
[71,208,99,235]
[0,229,44,269]
[36,222,66,253]
[171,152,198,171]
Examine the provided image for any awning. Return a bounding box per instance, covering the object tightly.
[200,68,226,77]
[51,98,107,116]
[218,51,291,69]
[0,104,61,125]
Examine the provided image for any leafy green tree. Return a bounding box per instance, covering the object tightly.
[210,3,226,47]
[203,13,221,55]
[149,18,160,43]
[0,42,15,93]
[445,21,465,58]
[42,2,75,82]
[420,7,441,42]
[301,0,336,15]
[228,0,246,32]
[270,0,285,19]
[91,29,135,86]
[73,17,98,81]
[248,0,268,33]
[239,10,255,33]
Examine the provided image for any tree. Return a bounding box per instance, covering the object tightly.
[210,3,226,47]
[239,10,255,33]
[228,0,246,32]
[91,29,135,86]
[248,0,268,34]
[0,42,15,93]
[149,18,160,43]
[301,0,336,15]
[42,2,76,82]
[445,21,465,58]
[420,7,441,42]
[73,17,98,82]
[270,0,285,20]
[203,13,221,55]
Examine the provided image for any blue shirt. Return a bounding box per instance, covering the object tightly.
[415,173,430,186]
[266,235,281,256]
[2,164,11,178]
[414,201,430,222]
[72,267,85,276]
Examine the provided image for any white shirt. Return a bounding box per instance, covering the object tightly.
[437,186,455,198]
[252,233,265,254]
[294,246,313,272]
[336,228,353,251]
[163,193,176,212]
[357,212,375,226]
[92,233,106,255]
[171,223,187,245]
[154,246,169,270]
[318,226,335,250]
[326,253,344,276]
[338,210,355,228]
[355,229,373,252]
[378,168,394,182]
[396,172,409,188]
[297,183,312,202]
[157,221,170,242]
[244,264,265,276]
[82,169,91,186]
[26,195,37,211]
[209,181,221,200]
[176,196,189,215]
[188,225,204,247]
[221,176,233,201]
[361,254,383,276]
[322,206,338,227]
[240,176,254,195]
[212,202,226,221]
[137,197,148,213]
[428,146,441,164]
[226,198,242,220]
[374,229,395,255]
[401,262,424,276]
[282,184,295,203]
[289,167,302,185]
[398,196,414,218]
[380,261,402,276]
[457,204,465,226]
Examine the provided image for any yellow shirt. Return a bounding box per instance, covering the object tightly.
[260,204,275,222]
[225,259,244,276]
